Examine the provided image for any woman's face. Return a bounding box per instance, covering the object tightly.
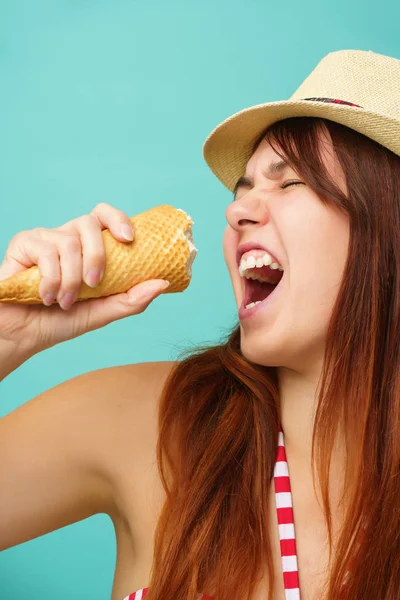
[223,134,350,373]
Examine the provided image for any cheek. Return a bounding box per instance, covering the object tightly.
[223,226,243,303]
[284,196,349,270]
[223,225,239,269]
[289,209,349,320]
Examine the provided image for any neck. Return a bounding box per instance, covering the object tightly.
[276,360,347,509]
[277,357,325,460]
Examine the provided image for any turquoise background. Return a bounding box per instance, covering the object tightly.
[0,1,399,598]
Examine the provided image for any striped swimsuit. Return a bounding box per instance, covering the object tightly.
[123,427,300,600]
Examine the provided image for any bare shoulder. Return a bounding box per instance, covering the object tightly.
[0,359,178,550]
[76,359,177,420]
[87,359,178,429]
[69,359,179,482]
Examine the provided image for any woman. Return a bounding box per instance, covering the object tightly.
[0,49,399,600]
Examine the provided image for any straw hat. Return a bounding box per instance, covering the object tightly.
[202,49,400,192]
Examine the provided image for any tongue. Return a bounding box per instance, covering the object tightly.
[247,265,282,285]
[248,279,276,303]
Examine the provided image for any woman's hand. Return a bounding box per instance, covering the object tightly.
[0,202,169,364]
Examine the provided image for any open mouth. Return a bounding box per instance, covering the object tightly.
[243,278,278,306]
[242,266,284,309]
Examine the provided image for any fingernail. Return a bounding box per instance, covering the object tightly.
[127,280,169,304]
[43,293,54,306]
[85,268,100,288]
[120,224,134,241]
[59,292,75,310]
[141,280,169,297]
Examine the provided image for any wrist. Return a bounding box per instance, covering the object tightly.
[0,338,34,381]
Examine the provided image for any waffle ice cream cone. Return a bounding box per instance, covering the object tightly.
[0,205,197,304]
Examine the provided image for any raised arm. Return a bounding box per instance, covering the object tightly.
[0,202,175,550]
[0,360,173,550]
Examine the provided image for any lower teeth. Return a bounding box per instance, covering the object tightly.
[245,300,262,309]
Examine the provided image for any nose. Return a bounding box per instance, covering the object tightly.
[226,189,270,232]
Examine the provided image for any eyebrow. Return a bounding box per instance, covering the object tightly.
[233,159,289,200]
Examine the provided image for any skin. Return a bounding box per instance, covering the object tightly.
[222,133,352,595]
[224,135,349,371]
[0,131,353,599]
[223,132,350,461]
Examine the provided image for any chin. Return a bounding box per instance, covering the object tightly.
[239,328,282,368]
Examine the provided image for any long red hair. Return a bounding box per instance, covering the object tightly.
[145,117,400,599]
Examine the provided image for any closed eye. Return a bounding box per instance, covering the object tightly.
[281,180,305,189]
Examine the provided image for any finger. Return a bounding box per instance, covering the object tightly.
[37,244,62,305]
[89,202,134,242]
[125,280,170,306]
[72,214,107,288]
[0,257,27,282]
[54,233,83,310]
[66,279,170,333]
[59,203,135,243]
[0,229,46,282]
[2,232,62,304]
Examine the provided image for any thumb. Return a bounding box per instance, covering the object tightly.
[125,279,170,306]
[77,279,170,332]
[0,258,27,282]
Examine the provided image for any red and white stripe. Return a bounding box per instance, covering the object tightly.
[124,589,149,599]
[124,589,213,599]
[124,427,302,600]
[273,427,301,600]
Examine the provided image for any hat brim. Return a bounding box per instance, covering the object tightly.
[202,99,400,192]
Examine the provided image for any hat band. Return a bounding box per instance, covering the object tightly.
[302,97,363,108]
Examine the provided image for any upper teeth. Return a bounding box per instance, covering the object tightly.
[239,252,284,278]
